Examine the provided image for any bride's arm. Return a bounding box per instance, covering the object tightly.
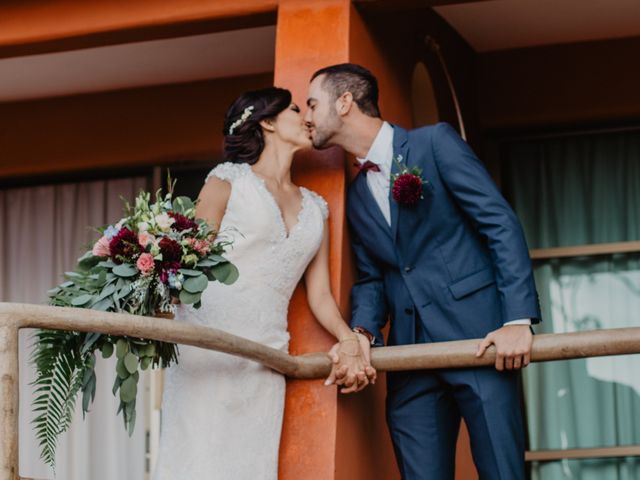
[164,176,230,305]
[195,176,231,228]
[304,221,376,393]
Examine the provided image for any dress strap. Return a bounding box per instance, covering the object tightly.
[205,162,250,184]
[305,189,329,221]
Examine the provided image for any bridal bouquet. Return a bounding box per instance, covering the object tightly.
[32,185,238,467]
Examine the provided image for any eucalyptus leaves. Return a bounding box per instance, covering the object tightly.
[32,185,238,468]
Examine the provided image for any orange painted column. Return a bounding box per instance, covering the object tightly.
[274,1,351,479]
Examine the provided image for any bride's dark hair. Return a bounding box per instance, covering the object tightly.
[223,87,292,165]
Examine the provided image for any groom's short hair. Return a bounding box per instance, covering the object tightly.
[311,63,381,118]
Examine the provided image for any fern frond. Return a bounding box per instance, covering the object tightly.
[30,329,88,468]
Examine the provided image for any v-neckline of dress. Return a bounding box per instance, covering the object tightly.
[248,167,308,240]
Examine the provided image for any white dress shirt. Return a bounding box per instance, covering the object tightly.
[356,122,530,327]
[357,121,394,225]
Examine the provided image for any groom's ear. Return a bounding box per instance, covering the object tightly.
[336,91,354,117]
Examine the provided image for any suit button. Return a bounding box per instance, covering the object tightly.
[404,307,414,315]
[404,266,413,272]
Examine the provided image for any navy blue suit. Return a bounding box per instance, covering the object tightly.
[347,123,541,479]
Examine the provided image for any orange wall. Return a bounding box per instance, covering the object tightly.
[354,5,481,147]
[0,74,272,180]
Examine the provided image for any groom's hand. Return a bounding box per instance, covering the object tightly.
[338,334,377,394]
[476,325,533,371]
[353,333,377,385]
[324,335,376,393]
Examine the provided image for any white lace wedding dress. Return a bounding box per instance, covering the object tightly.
[153,162,328,480]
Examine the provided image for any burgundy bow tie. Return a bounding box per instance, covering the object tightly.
[355,160,381,174]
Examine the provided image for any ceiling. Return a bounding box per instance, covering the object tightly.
[2,1,639,102]
[0,25,276,103]
[435,0,640,52]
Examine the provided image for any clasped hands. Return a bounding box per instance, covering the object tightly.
[324,333,377,393]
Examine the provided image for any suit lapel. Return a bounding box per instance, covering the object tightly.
[353,173,393,241]
[390,125,410,242]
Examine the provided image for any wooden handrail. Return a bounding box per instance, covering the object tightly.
[2,302,640,480]
[3,302,640,376]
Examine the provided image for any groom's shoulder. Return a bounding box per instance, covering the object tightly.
[405,122,454,142]
[393,123,460,160]
[390,122,452,149]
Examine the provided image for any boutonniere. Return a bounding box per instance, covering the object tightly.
[390,154,429,207]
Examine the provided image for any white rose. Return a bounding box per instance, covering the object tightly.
[155,213,175,232]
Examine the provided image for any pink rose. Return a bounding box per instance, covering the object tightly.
[138,231,155,247]
[196,240,211,255]
[136,253,155,276]
[187,238,211,256]
[92,236,111,257]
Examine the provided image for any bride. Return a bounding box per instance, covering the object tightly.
[153,87,375,479]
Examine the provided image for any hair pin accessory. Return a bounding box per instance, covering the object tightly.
[228,105,255,135]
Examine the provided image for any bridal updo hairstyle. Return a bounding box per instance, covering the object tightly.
[223,87,292,165]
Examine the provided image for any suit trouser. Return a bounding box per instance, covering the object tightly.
[386,313,526,480]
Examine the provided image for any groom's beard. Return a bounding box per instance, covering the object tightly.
[312,133,334,149]
[311,114,342,149]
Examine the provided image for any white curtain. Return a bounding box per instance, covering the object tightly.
[0,177,149,480]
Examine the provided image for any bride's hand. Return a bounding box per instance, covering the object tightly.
[324,335,376,394]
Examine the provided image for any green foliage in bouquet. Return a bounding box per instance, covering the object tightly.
[32,185,238,468]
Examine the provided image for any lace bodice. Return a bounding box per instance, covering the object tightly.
[206,161,327,300]
[171,161,328,350]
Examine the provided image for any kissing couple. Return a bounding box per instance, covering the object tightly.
[153,63,540,480]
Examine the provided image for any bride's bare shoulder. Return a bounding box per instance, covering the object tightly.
[197,161,251,216]
[199,175,231,201]
[196,165,237,227]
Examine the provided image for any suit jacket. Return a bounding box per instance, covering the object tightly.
[347,122,541,346]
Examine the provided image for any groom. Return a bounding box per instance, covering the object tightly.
[305,64,541,479]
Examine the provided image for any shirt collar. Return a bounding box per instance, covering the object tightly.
[356,121,393,168]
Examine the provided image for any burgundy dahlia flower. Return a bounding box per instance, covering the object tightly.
[159,237,182,263]
[392,173,424,207]
[169,212,199,232]
[108,228,142,263]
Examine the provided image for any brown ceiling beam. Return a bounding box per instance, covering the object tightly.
[353,0,491,12]
[0,0,277,59]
